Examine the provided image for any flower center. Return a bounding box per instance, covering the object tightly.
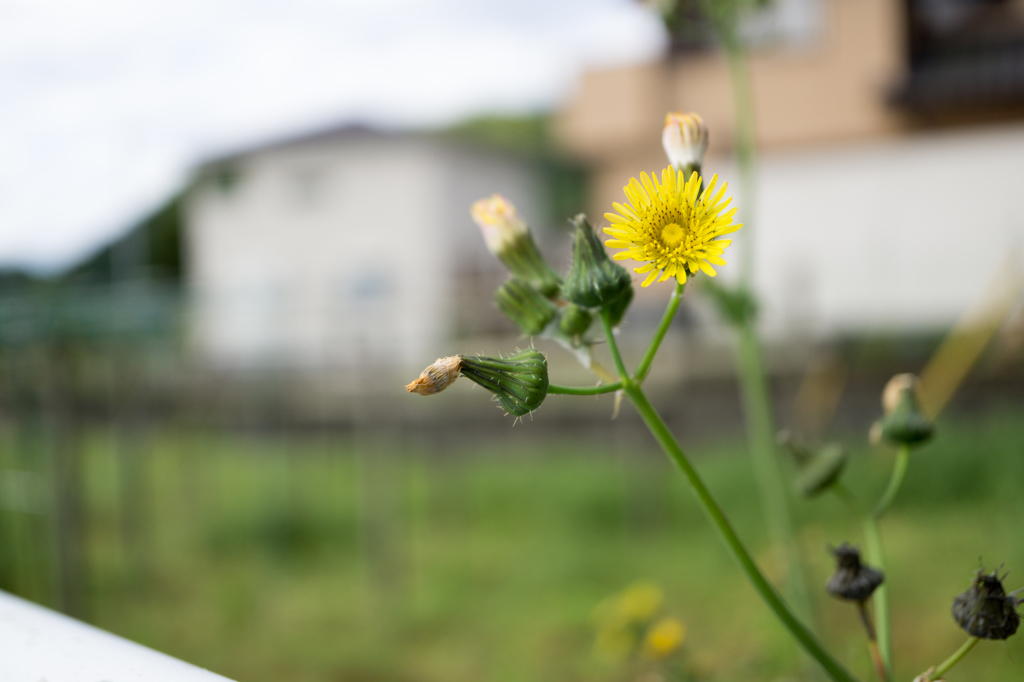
[659,222,685,249]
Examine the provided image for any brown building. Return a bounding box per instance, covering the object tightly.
[555,0,1024,340]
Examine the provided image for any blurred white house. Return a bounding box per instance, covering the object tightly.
[183,127,549,371]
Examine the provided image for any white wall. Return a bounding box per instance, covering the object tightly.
[707,122,1024,339]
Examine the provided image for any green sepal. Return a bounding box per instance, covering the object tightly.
[880,388,933,446]
[779,432,848,498]
[459,349,549,417]
[497,235,562,298]
[494,278,557,336]
[563,214,633,317]
[557,303,593,338]
[795,443,848,498]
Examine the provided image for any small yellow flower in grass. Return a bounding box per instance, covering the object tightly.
[617,581,664,623]
[604,167,741,287]
[642,616,686,660]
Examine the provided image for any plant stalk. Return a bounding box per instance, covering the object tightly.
[634,281,685,382]
[862,518,891,680]
[872,446,911,520]
[735,318,815,625]
[624,384,858,682]
[548,382,623,396]
[863,444,911,679]
[597,304,858,682]
[932,636,979,679]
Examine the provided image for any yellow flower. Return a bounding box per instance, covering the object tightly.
[642,616,686,660]
[603,168,741,287]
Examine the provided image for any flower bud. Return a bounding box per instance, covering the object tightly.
[557,302,593,338]
[604,285,634,328]
[471,195,561,297]
[459,349,549,417]
[563,214,633,317]
[826,544,884,602]
[662,112,709,177]
[878,373,933,446]
[494,278,557,336]
[779,431,847,498]
[951,567,1021,640]
[405,356,462,395]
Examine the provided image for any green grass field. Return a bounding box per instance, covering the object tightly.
[2,406,1023,682]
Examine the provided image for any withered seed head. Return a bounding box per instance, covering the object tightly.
[405,356,462,396]
[826,543,884,602]
[951,567,1021,640]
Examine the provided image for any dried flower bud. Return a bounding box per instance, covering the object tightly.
[662,112,709,177]
[405,356,462,395]
[780,432,848,498]
[459,349,549,417]
[826,544,884,602]
[563,214,633,317]
[642,616,686,660]
[494,278,557,336]
[951,567,1021,640]
[471,195,561,296]
[557,302,593,338]
[878,373,933,446]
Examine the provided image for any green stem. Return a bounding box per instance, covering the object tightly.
[862,518,892,680]
[735,318,815,626]
[548,382,623,396]
[623,384,858,682]
[862,445,910,679]
[872,446,911,520]
[600,309,630,382]
[723,42,757,289]
[932,636,979,679]
[634,281,685,383]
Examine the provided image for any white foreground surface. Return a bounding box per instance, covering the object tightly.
[0,590,234,682]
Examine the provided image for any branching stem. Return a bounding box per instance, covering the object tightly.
[932,636,979,679]
[634,281,685,382]
[596,295,859,682]
[548,382,623,396]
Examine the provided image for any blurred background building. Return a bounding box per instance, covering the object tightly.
[184,126,548,371]
[557,0,1024,339]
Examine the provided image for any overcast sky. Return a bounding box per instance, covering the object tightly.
[0,0,666,274]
